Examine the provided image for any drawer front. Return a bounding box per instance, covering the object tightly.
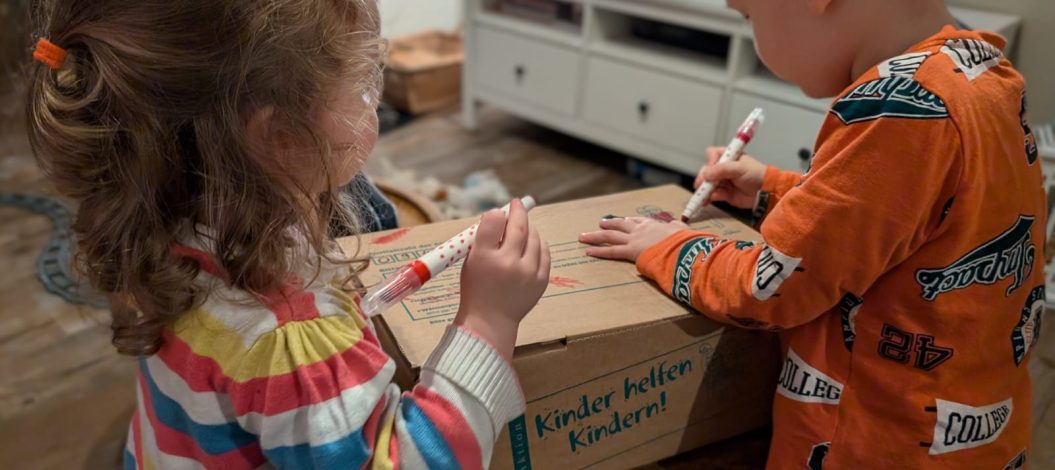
[727,93,827,172]
[583,56,722,156]
[474,27,581,116]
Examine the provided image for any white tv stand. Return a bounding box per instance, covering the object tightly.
[461,0,1021,174]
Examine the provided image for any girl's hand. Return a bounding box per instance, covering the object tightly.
[695,147,767,209]
[578,217,688,263]
[454,199,551,360]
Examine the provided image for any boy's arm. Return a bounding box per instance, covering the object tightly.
[752,166,804,222]
[227,316,521,470]
[637,115,962,330]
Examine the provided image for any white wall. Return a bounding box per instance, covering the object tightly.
[379,0,463,38]
[947,0,1055,122]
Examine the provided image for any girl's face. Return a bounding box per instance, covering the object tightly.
[250,80,378,196]
[313,79,379,191]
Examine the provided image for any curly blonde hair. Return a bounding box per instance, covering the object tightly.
[26,0,383,356]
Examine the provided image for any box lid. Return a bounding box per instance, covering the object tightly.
[338,185,761,367]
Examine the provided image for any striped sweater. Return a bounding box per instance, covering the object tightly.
[125,245,524,469]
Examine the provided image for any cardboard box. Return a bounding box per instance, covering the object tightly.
[338,185,780,469]
[382,31,463,115]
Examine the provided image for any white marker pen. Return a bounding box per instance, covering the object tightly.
[681,108,766,223]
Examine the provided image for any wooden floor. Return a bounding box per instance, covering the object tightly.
[1,105,1053,469]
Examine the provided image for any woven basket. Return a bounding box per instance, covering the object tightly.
[373,178,445,227]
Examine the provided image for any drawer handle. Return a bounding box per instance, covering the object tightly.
[514,65,525,84]
[638,101,650,121]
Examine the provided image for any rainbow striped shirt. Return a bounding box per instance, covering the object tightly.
[125,246,524,469]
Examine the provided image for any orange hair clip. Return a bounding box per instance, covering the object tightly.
[33,38,68,70]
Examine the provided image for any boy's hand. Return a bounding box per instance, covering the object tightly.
[579,217,688,263]
[695,147,767,209]
[454,199,551,360]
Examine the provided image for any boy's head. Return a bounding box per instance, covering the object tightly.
[26,0,382,355]
[728,0,953,98]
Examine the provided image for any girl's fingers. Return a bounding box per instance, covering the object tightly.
[475,209,506,251]
[524,227,541,267]
[501,198,529,255]
[537,240,551,283]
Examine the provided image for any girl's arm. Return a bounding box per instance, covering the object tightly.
[226,314,521,470]
[230,201,546,469]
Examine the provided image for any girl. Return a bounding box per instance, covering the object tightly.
[27,1,551,468]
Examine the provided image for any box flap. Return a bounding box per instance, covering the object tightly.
[338,185,761,367]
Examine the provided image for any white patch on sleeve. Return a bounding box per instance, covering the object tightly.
[941,38,1003,81]
[751,245,802,301]
[878,52,932,78]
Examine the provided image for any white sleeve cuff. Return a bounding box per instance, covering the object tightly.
[422,325,526,432]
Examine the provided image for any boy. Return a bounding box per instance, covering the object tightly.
[579,0,1045,468]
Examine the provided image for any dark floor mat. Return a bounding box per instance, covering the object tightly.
[0,192,107,308]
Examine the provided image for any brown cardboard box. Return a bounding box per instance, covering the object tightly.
[382,31,463,115]
[338,185,780,470]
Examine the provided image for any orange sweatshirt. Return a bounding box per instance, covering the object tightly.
[637,27,1045,469]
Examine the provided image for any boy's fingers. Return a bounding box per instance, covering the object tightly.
[710,187,733,203]
[704,162,744,184]
[579,230,629,246]
[501,198,529,255]
[598,217,637,232]
[585,245,630,261]
[706,147,724,166]
[694,171,706,190]
[475,209,506,250]
[697,147,725,189]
